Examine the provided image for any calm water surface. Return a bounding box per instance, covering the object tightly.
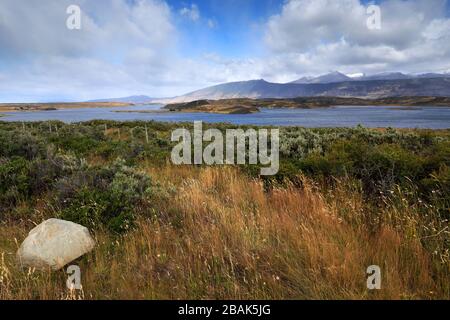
[1,104,450,128]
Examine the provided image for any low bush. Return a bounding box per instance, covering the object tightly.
[56,159,153,232]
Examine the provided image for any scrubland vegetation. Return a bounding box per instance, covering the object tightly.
[0,120,448,299]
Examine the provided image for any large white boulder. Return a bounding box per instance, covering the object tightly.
[17,218,95,271]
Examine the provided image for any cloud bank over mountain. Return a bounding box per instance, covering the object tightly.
[0,0,450,102]
[263,0,450,80]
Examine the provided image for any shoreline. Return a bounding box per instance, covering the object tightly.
[0,102,134,112]
[1,118,450,131]
[2,96,450,114]
[163,97,450,114]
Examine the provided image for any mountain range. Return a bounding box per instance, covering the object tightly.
[91,71,450,104]
[290,71,450,84]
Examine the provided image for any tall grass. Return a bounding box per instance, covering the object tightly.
[1,165,448,299]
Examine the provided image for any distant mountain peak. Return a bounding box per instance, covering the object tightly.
[315,71,351,82]
[360,72,411,81]
[92,71,450,104]
[288,76,313,84]
[377,71,406,75]
[230,79,268,84]
[328,71,345,75]
[290,71,351,84]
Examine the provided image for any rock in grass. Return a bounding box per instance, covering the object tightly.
[17,219,95,271]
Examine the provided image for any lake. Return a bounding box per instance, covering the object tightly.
[1,104,450,128]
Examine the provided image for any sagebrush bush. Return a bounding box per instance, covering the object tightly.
[0,131,45,159]
[56,159,153,232]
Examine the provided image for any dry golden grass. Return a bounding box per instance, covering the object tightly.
[0,165,448,299]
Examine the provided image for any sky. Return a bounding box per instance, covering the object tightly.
[0,0,450,102]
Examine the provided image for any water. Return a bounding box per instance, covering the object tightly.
[1,104,450,128]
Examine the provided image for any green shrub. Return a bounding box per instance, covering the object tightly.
[0,131,45,159]
[57,159,153,232]
[0,157,31,208]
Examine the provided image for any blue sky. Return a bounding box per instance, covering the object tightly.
[0,0,450,102]
[167,0,282,57]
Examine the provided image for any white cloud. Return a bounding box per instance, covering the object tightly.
[180,4,200,22]
[207,19,217,29]
[347,73,365,78]
[0,0,183,101]
[0,0,450,101]
[265,0,447,52]
[0,0,175,59]
[263,0,450,78]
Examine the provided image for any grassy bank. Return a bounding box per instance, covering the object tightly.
[0,121,448,299]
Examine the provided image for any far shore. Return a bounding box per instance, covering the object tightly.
[0,102,133,112]
[163,96,450,114]
[2,96,450,115]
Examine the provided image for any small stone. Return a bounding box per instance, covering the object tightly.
[17,218,95,271]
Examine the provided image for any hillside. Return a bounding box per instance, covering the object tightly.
[156,77,450,103]
[164,96,450,114]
